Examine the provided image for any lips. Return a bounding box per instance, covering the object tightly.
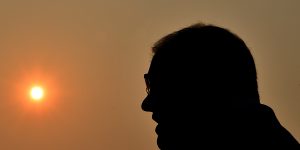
[155,125,160,134]
[152,113,159,123]
[152,113,161,135]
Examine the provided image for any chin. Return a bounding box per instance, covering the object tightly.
[157,136,169,150]
[156,131,184,149]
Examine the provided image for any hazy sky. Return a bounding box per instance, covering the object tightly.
[0,0,299,149]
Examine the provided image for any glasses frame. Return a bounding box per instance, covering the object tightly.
[144,73,150,94]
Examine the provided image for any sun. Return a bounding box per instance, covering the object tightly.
[30,86,44,101]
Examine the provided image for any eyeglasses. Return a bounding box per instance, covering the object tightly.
[144,73,150,94]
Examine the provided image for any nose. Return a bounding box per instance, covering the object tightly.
[141,95,154,112]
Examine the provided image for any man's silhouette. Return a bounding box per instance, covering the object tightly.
[141,23,299,149]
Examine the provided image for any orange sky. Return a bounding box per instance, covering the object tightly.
[0,0,299,149]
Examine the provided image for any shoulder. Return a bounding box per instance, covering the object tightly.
[257,104,300,146]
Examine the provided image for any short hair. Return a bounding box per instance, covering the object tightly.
[150,23,259,102]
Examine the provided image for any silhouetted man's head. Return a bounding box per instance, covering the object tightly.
[142,23,260,149]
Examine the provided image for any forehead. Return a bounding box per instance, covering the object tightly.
[147,53,167,78]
